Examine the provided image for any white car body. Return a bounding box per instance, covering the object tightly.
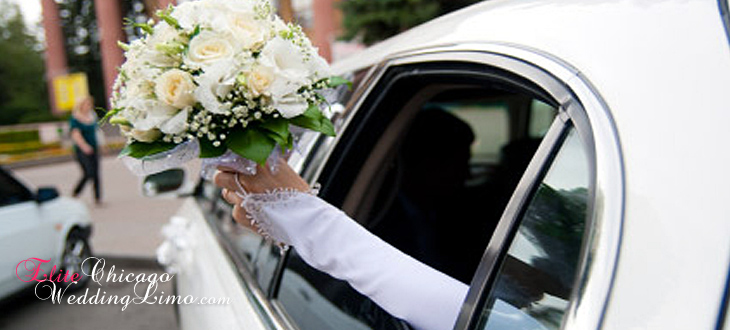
[163,1,730,329]
[0,168,93,299]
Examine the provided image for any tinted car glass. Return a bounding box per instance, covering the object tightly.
[277,62,559,330]
[475,127,590,330]
[0,169,33,207]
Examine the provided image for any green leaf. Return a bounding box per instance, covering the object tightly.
[99,108,121,125]
[259,118,291,148]
[156,5,181,30]
[124,18,154,35]
[327,76,352,89]
[226,128,277,165]
[109,116,131,127]
[198,137,227,158]
[117,41,130,51]
[120,141,177,159]
[190,25,201,38]
[290,105,336,137]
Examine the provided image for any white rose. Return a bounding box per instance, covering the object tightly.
[260,36,309,82]
[185,31,235,67]
[309,53,332,79]
[149,21,182,45]
[160,107,190,135]
[155,69,196,108]
[226,12,268,49]
[194,59,238,114]
[127,100,178,131]
[246,65,275,96]
[170,2,202,30]
[274,93,309,119]
[254,37,315,117]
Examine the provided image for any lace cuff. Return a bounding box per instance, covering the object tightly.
[236,184,468,330]
[240,184,320,248]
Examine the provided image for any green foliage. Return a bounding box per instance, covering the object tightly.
[326,76,352,89]
[339,0,480,45]
[290,105,336,137]
[0,0,51,126]
[226,128,277,165]
[120,140,177,159]
[198,136,227,158]
[259,118,293,149]
[0,130,40,143]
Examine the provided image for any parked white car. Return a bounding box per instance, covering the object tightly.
[0,166,93,299]
[152,0,730,329]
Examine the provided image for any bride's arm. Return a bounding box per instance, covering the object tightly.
[215,161,468,330]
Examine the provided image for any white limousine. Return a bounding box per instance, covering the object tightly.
[148,1,730,330]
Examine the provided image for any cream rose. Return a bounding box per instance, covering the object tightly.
[155,69,196,109]
[227,13,268,49]
[121,126,163,143]
[246,65,275,96]
[186,31,235,67]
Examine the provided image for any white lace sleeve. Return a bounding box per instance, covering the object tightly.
[240,189,469,330]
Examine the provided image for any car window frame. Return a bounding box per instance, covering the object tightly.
[462,113,592,329]
[298,45,623,330]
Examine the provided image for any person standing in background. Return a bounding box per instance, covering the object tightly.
[70,96,102,205]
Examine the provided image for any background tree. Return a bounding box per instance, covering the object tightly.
[57,0,149,113]
[339,0,481,45]
[0,0,50,125]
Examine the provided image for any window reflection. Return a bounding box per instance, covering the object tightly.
[479,127,589,330]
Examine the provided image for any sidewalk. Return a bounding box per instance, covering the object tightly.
[14,156,186,259]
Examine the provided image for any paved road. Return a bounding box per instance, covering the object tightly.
[5,157,199,329]
[14,156,188,259]
[0,260,177,330]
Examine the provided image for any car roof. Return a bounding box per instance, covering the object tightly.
[333,1,730,329]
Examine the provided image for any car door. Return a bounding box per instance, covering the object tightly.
[271,48,622,330]
[0,169,50,298]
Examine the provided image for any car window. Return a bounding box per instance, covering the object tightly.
[276,62,559,330]
[0,169,33,207]
[530,99,557,138]
[445,102,509,164]
[474,127,590,330]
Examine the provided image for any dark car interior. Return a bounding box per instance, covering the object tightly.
[323,62,559,284]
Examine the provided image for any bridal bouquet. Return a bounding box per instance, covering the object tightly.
[105,0,346,176]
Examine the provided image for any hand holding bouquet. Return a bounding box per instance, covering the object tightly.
[106,0,347,176]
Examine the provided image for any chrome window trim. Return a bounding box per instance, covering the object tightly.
[455,114,571,330]
[719,0,730,47]
[303,44,623,330]
[304,63,388,184]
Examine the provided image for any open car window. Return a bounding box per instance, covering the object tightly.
[274,61,560,330]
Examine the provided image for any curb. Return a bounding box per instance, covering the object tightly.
[3,148,123,170]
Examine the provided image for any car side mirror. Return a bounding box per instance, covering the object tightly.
[143,168,187,197]
[36,187,60,203]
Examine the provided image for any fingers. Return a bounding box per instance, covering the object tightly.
[214,171,247,194]
[220,188,242,205]
[231,204,254,229]
[221,189,255,229]
[213,159,309,195]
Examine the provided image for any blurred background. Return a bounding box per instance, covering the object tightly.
[0,0,479,329]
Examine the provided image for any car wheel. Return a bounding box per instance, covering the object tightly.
[61,233,92,288]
